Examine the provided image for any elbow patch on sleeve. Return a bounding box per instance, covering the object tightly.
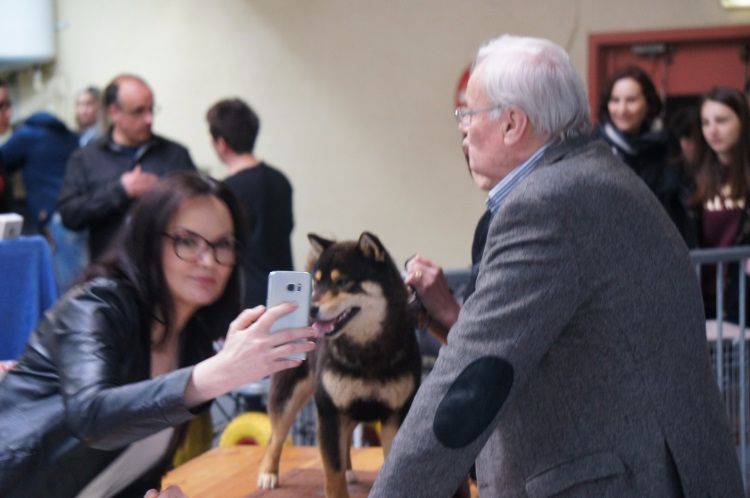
[433,356,514,449]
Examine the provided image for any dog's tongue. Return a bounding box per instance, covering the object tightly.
[312,320,336,338]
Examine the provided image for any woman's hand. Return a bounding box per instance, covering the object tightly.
[185,303,316,406]
[0,360,17,382]
[405,255,461,331]
[144,485,188,498]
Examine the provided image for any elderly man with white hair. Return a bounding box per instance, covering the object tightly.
[371,34,742,498]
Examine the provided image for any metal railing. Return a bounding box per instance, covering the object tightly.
[691,246,750,491]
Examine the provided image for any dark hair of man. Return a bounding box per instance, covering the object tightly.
[691,86,750,204]
[206,98,260,154]
[103,74,148,108]
[89,172,249,348]
[598,65,663,131]
[81,85,101,101]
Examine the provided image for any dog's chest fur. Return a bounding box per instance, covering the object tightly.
[314,330,419,415]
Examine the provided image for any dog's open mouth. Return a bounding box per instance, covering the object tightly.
[312,307,360,338]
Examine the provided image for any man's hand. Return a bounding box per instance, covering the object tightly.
[121,165,159,198]
[405,254,461,335]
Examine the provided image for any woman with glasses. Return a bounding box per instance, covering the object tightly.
[595,65,694,245]
[0,172,315,498]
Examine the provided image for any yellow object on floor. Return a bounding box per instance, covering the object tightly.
[172,411,213,467]
[219,411,291,447]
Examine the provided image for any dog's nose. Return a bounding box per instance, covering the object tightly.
[310,305,319,319]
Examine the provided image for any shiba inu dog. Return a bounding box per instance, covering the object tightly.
[257,231,422,498]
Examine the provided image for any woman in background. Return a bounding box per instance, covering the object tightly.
[596,65,693,244]
[0,172,315,498]
[690,86,750,322]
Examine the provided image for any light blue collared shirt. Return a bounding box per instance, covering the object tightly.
[486,143,550,216]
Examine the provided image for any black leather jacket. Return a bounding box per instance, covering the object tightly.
[0,277,212,498]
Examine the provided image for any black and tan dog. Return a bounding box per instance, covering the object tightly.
[257,231,422,498]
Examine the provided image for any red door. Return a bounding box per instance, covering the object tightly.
[589,25,750,124]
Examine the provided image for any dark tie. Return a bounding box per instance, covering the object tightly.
[463,209,492,299]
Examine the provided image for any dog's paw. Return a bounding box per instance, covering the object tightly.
[257,472,279,489]
[346,469,358,484]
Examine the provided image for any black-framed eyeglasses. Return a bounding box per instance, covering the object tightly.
[454,104,503,126]
[0,100,11,112]
[163,229,239,266]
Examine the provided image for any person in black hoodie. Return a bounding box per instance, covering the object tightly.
[594,65,694,245]
[0,110,78,231]
[0,109,88,291]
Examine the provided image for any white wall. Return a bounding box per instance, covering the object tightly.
[7,0,750,269]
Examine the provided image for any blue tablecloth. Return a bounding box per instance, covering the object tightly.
[0,235,58,359]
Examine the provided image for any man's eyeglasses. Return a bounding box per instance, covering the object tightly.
[0,100,11,112]
[163,230,239,266]
[454,104,502,127]
[118,104,160,118]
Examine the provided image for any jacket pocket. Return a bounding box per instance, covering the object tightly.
[525,450,626,498]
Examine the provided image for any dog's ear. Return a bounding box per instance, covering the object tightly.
[358,231,386,262]
[308,233,334,260]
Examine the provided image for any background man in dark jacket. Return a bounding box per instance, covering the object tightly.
[58,74,196,260]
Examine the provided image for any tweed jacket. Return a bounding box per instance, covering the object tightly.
[370,138,743,497]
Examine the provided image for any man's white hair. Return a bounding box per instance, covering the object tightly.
[474,35,591,141]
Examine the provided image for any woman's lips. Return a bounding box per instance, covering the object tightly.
[192,275,217,287]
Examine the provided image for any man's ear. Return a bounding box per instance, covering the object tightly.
[502,108,530,146]
[213,136,228,155]
[107,103,120,121]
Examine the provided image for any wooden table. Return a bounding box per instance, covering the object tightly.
[162,446,384,498]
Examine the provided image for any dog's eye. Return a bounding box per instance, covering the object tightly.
[337,276,350,287]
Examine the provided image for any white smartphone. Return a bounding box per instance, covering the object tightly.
[266,271,312,360]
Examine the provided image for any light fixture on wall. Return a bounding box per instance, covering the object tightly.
[721,0,750,8]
